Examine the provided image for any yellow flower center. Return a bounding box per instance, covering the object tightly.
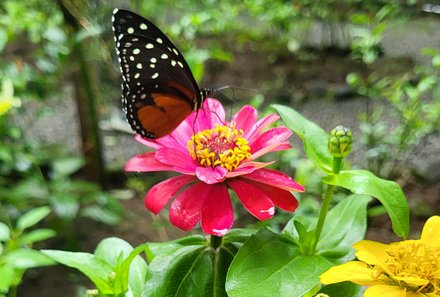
[187,124,251,171]
[375,240,440,294]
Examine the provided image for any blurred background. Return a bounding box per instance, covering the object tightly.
[0,0,439,296]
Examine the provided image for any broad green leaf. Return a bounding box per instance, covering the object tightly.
[116,244,149,297]
[17,206,51,230]
[52,156,84,178]
[0,265,14,293]
[143,245,213,297]
[95,237,148,297]
[0,222,10,241]
[320,281,364,297]
[146,234,207,260]
[41,250,114,294]
[143,239,237,297]
[19,228,56,245]
[323,170,409,238]
[272,104,332,173]
[226,229,333,297]
[4,249,55,269]
[317,194,371,261]
[223,228,258,244]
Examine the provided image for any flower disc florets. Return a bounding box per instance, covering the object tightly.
[187,124,251,171]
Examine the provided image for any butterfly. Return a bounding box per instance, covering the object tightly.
[112,9,213,139]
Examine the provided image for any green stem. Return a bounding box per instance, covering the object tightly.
[210,235,222,250]
[310,157,343,254]
[310,184,335,254]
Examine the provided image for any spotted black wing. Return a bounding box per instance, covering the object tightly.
[112,9,204,138]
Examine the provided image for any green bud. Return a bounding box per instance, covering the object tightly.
[328,126,352,158]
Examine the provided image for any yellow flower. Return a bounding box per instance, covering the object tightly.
[320,216,440,297]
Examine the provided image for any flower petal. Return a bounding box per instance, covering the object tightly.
[251,141,292,160]
[242,168,304,192]
[155,148,197,174]
[125,152,173,172]
[364,285,407,297]
[245,113,279,140]
[169,182,209,231]
[226,161,274,178]
[320,261,381,286]
[201,183,233,236]
[145,175,196,214]
[195,166,228,184]
[250,126,292,154]
[185,98,225,132]
[420,215,440,248]
[353,240,390,265]
[245,180,298,212]
[228,179,275,220]
[135,134,163,150]
[231,105,257,133]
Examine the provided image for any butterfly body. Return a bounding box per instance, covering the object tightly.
[112,9,212,139]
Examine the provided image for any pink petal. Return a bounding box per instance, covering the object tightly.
[155,148,197,174]
[246,180,299,212]
[195,166,228,184]
[145,175,196,214]
[201,183,233,236]
[242,168,305,192]
[205,98,226,126]
[228,179,275,220]
[231,105,257,134]
[165,120,195,153]
[249,126,292,153]
[185,98,226,132]
[135,134,163,150]
[251,141,292,160]
[169,181,209,231]
[125,152,173,172]
[245,113,280,141]
[226,161,274,178]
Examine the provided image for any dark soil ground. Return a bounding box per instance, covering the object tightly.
[17,46,439,296]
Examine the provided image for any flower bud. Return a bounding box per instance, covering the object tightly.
[328,126,352,158]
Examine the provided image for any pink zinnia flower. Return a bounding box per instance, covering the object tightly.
[125,99,304,236]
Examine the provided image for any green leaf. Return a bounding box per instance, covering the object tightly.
[41,250,114,294]
[146,234,207,260]
[0,265,15,293]
[4,249,55,269]
[320,281,364,297]
[0,222,10,241]
[17,206,51,231]
[323,170,409,238]
[52,156,84,178]
[19,229,56,245]
[143,238,237,297]
[115,244,149,297]
[316,194,372,261]
[94,237,148,297]
[143,245,212,297]
[226,229,333,297]
[272,104,332,173]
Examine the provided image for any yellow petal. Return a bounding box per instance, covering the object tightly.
[364,284,406,297]
[393,275,429,288]
[354,240,390,264]
[320,261,380,286]
[420,216,440,248]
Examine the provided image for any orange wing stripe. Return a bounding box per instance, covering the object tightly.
[137,94,192,138]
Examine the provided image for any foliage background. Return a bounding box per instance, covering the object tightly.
[0,0,439,296]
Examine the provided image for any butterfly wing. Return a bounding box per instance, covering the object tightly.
[112,9,203,138]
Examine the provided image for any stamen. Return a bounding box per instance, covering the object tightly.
[187,124,251,171]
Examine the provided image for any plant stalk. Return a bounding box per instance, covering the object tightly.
[311,156,343,254]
